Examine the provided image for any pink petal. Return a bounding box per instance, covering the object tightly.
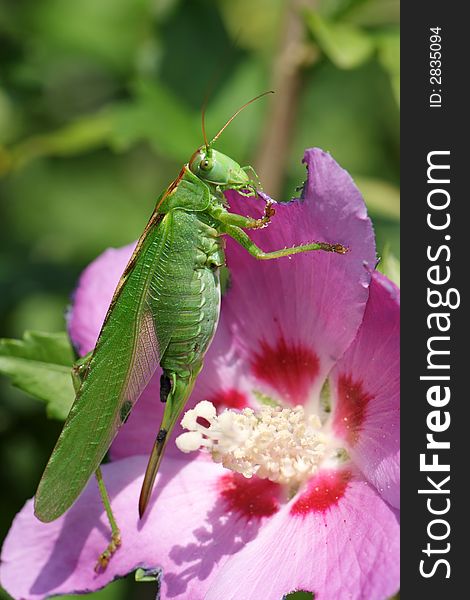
[331,272,400,508]
[223,148,376,409]
[0,457,282,600]
[67,243,136,356]
[206,468,399,600]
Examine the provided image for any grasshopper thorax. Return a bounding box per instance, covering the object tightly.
[189,146,251,191]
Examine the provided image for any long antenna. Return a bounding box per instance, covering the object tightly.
[209,91,274,146]
[200,38,241,151]
[201,100,209,150]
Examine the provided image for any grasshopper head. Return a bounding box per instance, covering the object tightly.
[189,146,252,191]
[190,92,273,194]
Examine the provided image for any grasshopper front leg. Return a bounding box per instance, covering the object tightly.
[211,201,275,231]
[210,208,348,256]
[72,353,121,572]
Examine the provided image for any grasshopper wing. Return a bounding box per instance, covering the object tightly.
[35,209,174,522]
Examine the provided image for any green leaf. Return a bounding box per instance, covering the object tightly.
[290,61,399,186]
[111,80,200,162]
[4,79,199,173]
[0,331,75,421]
[10,113,113,171]
[219,0,282,51]
[28,0,153,74]
[306,11,374,69]
[50,577,128,600]
[375,30,400,106]
[135,567,162,583]
[284,592,314,600]
[0,585,13,600]
[341,0,400,27]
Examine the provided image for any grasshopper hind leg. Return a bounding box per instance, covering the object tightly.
[138,369,197,518]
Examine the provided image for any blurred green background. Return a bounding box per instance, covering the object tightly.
[0,0,399,598]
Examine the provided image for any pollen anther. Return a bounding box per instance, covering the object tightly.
[176,401,334,485]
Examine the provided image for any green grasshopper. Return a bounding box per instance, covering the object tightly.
[34,94,347,570]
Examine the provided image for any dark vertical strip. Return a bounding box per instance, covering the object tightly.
[401,3,466,597]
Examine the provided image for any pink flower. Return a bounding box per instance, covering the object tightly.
[0,149,399,600]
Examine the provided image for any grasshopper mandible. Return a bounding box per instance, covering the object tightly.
[34,93,347,569]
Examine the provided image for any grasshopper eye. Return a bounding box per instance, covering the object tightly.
[199,156,213,171]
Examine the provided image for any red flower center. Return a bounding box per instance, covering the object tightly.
[210,388,249,410]
[333,374,373,445]
[290,470,351,515]
[250,335,319,405]
[218,473,281,519]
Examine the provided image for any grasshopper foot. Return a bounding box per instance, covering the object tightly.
[253,202,276,229]
[94,531,121,573]
[317,242,349,254]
